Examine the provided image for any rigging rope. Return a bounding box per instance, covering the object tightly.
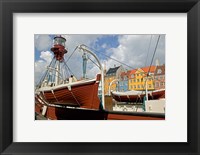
[65,46,78,63]
[70,91,81,107]
[88,57,100,68]
[83,45,135,69]
[63,60,76,77]
[140,35,161,94]
[144,35,153,67]
[147,35,161,75]
[37,57,56,88]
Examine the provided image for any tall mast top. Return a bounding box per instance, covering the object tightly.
[51,35,68,61]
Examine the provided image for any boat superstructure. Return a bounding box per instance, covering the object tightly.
[35,36,102,110]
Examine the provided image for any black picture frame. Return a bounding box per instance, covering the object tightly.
[0,0,199,154]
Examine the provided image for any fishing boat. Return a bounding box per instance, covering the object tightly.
[111,89,165,103]
[35,35,102,110]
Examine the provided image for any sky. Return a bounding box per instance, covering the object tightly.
[34,34,165,85]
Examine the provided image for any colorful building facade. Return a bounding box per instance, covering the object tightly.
[128,66,156,91]
[104,65,165,93]
[154,64,165,90]
[118,71,130,92]
[104,65,124,95]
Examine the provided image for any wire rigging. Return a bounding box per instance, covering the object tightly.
[140,35,161,93]
[83,45,135,70]
[144,35,153,67]
[147,35,161,75]
[65,46,78,63]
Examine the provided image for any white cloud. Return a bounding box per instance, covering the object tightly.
[35,35,52,51]
[104,34,165,71]
[40,51,53,63]
[101,43,107,49]
[35,51,53,84]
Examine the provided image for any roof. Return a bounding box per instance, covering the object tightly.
[154,64,165,75]
[127,66,156,78]
[129,69,137,74]
[141,66,156,73]
[106,66,120,75]
[120,71,131,78]
[128,69,136,78]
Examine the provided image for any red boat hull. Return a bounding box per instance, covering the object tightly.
[36,74,101,110]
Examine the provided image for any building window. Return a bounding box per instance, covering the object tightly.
[157,69,162,74]
[149,84,151,88]
[134,79,136,82]
[131,74,134,78]
[134,85,136,88]
[161,82,165,86]
[137,79,140,82]
[138,85,140,88]
[156,82,159,87]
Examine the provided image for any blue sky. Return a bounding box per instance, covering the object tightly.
[34,34,119,61]
[34,34,165,84]
[92,35,119,60]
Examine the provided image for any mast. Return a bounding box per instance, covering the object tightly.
[145,76,148,101]
[50,35,68,86]
[37,35,68,88]
[82,52,88,79]
[78,44,105,109]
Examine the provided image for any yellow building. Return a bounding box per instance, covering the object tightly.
[104,65,124,95]
[128,66,156,91]
[104,76,116,95]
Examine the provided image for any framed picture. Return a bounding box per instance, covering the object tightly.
[0,0,199,154]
